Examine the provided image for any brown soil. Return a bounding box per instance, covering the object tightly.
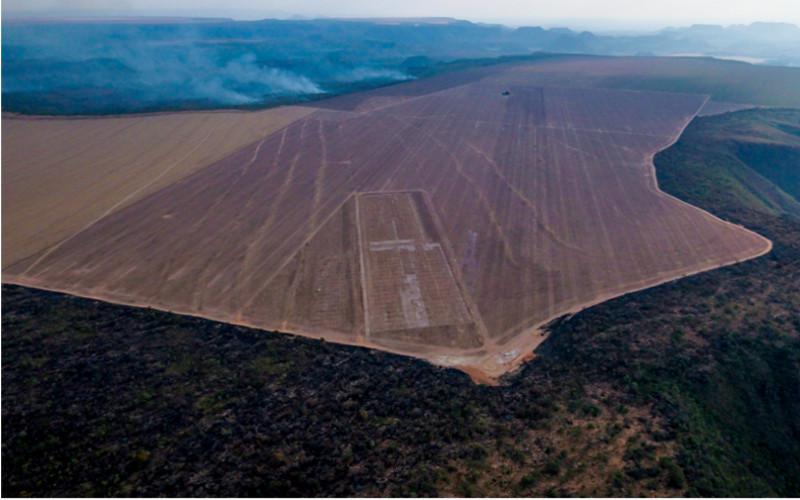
[2,106,313,266]
[2,58,771,380]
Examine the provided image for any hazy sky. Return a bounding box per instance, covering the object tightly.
[4,0,800,30]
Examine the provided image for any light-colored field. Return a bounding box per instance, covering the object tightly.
[2,57,773,381]
[2,106,313,266]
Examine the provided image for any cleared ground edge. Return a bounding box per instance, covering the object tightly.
[1,97,774,384]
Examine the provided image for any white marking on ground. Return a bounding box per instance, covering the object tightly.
[369,240,416,252]
[400,274,429,329]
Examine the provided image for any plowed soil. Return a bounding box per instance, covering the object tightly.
[2,106,314,265]
[2,57,772,380]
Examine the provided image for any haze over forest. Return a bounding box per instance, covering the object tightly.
[4,16,800,115]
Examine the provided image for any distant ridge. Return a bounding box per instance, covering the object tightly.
[2,16,233,24]
[325,17,465,25]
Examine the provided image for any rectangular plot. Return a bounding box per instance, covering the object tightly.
[357,191,479,348]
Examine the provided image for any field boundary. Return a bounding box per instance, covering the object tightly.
[2,64,778,384]
[470,95,774,381]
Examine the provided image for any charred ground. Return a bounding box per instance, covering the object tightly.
[3,108,800,496]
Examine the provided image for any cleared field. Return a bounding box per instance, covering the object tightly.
[1,106,313,266]
[490,56,800,108]
[3,57,773,379]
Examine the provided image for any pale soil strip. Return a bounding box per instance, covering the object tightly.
[548,101,581,315]
[280,243,308,330]
[531,126,558,319]
[247,133,270,165]
[354,195,371,342]
[274,127,288,165]
[309,119,329,231]
[399,274,429,328]
[23,128,215,277]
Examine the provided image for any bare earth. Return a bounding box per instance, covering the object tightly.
[2,58,772,381]
[2,106,314,266]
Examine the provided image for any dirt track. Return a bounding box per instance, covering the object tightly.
[2,57,772,380]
